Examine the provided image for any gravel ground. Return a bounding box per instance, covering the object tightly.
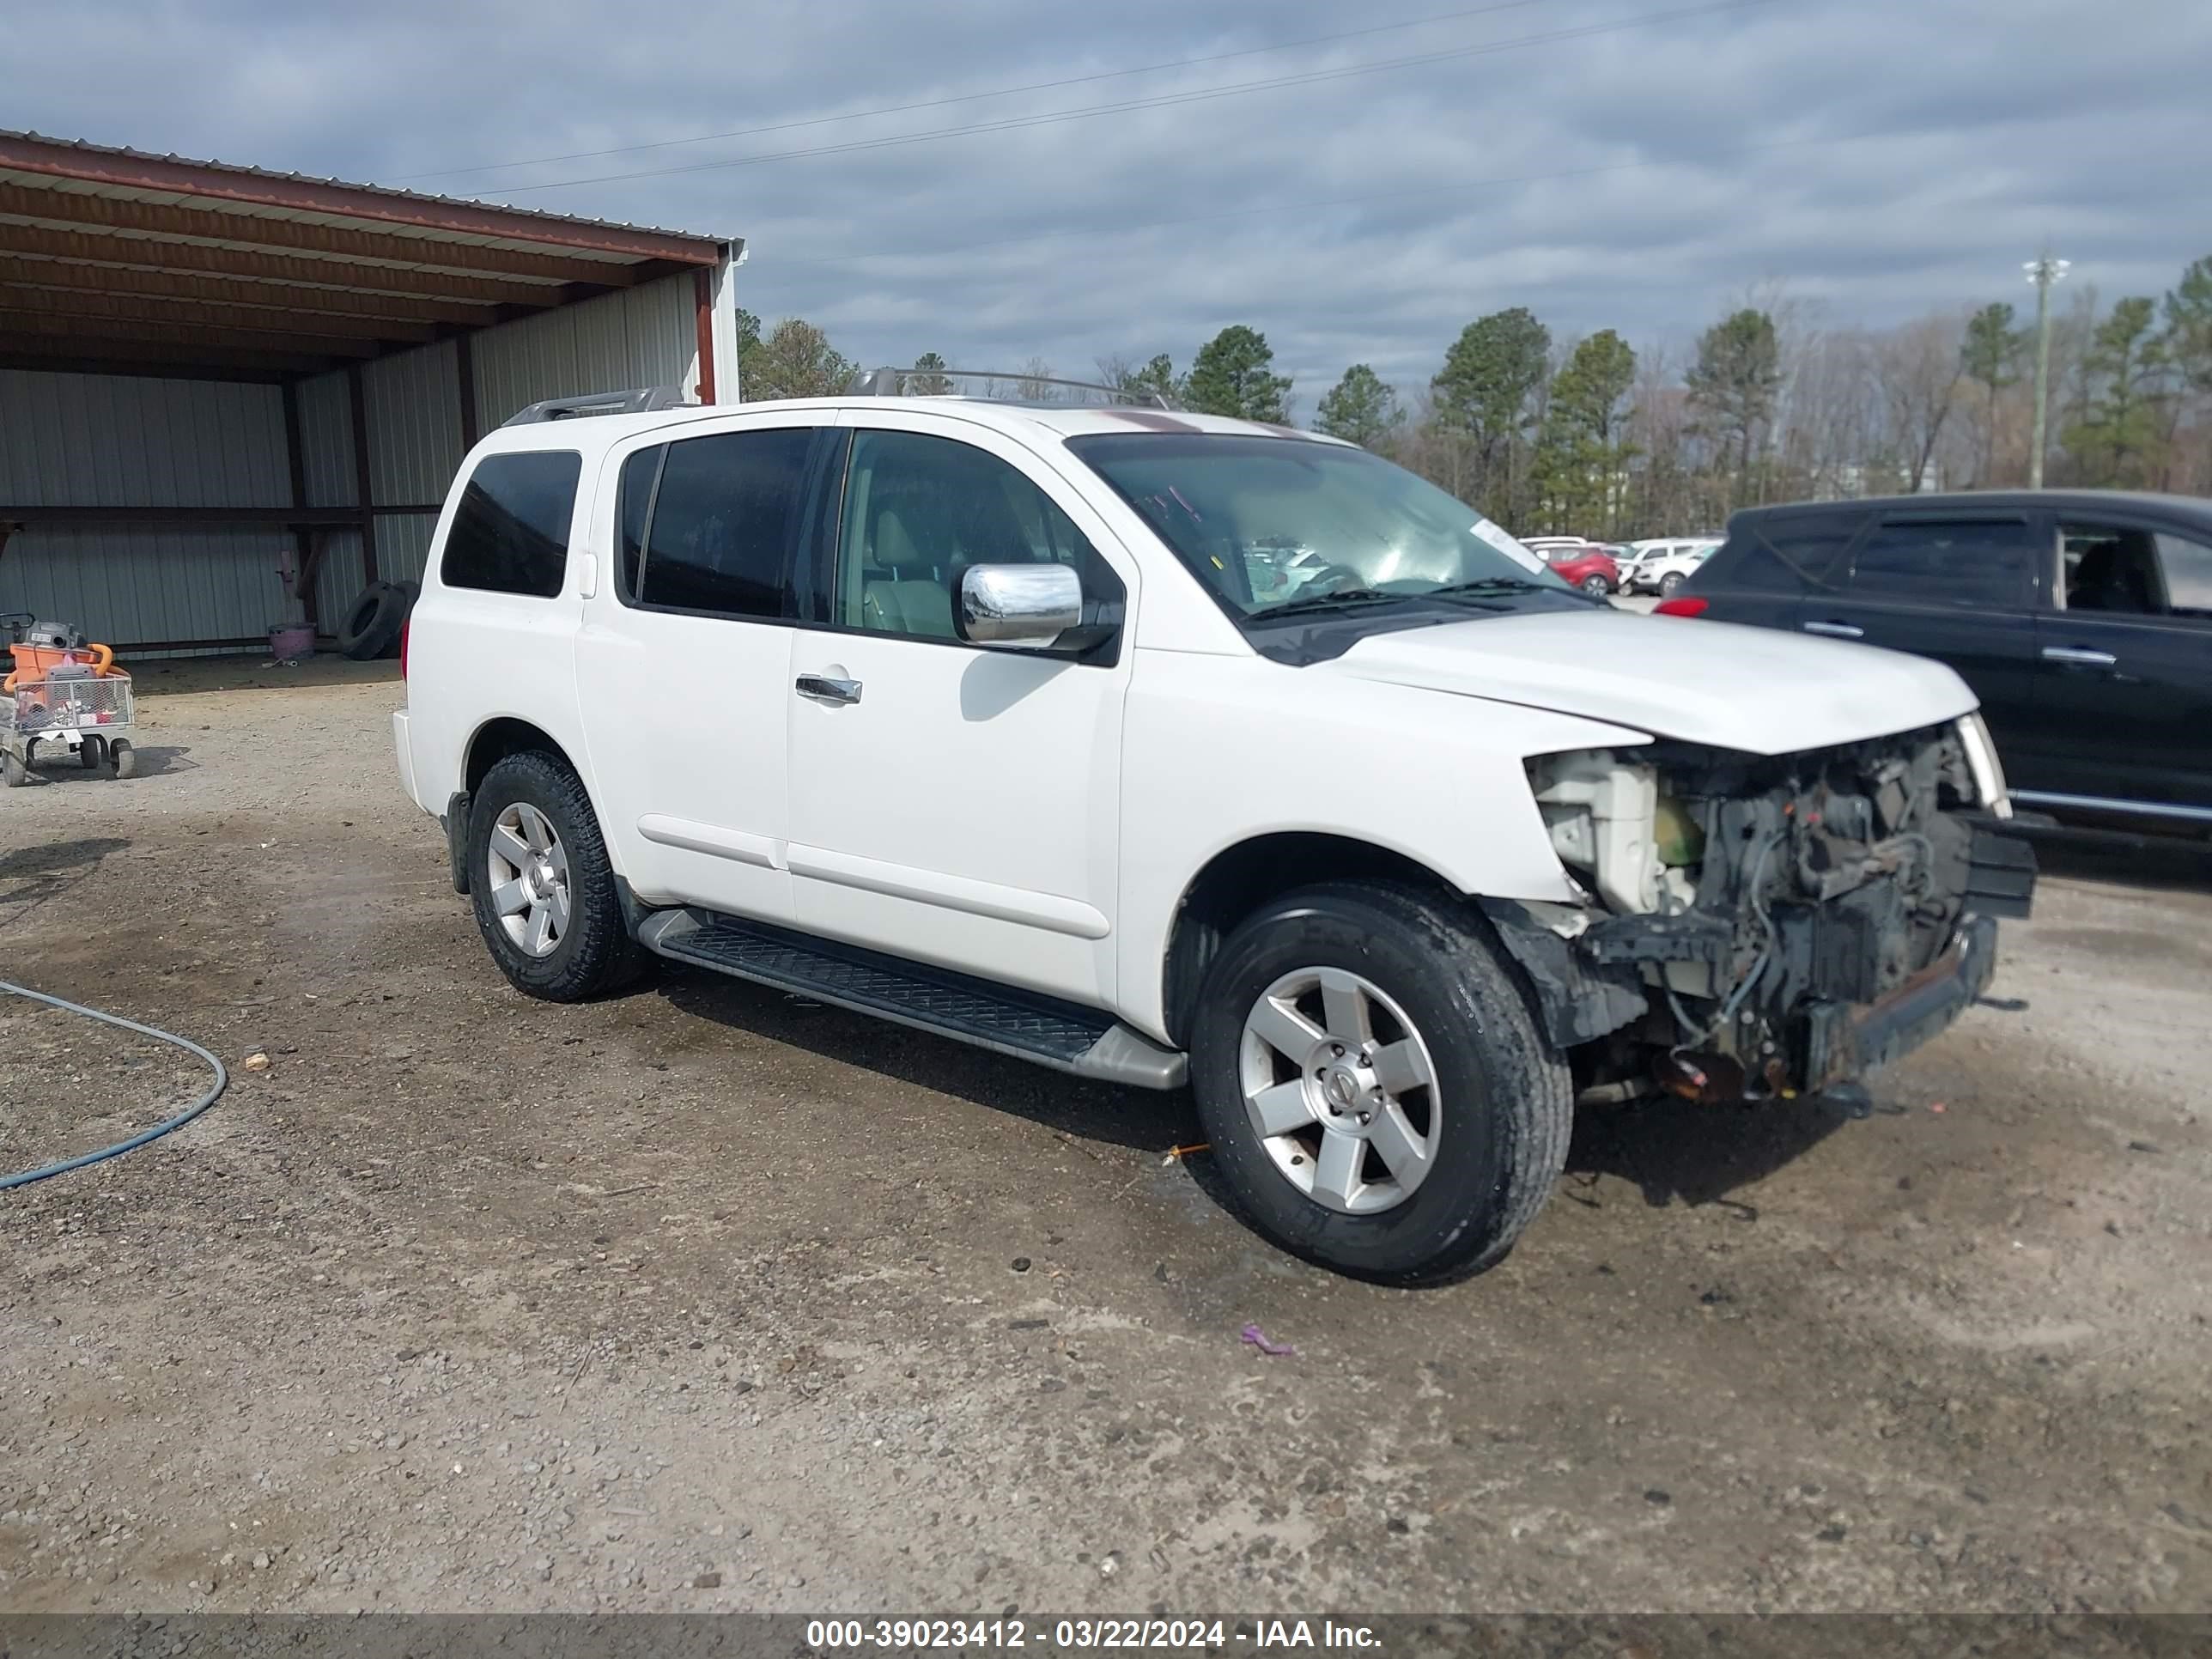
[1,661,2208,1614]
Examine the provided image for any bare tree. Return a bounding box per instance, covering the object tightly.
[1873,312,1967,491]
[1624,346,1704,533]
[1771,316,1865,500]
[1385,386,1479,505]
[1016,356,1057,403]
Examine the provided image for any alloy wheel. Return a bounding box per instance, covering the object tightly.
[486,801,571,958]
[1237,967,1443,1214]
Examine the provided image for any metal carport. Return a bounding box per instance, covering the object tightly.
[0,130,743,654]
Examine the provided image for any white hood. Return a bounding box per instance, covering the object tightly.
[1324,608,1978,755]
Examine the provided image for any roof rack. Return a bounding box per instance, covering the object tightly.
[501,386,696,427]
[846,367,1176,410]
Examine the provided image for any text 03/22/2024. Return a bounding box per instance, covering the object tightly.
[803,1619,1383,1650]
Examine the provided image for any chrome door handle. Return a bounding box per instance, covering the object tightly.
[2040,646,2117,668]
[795,673,862,705]
[1802,620,1863,639]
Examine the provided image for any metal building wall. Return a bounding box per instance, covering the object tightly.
[302,275,701,628]
[295,369,354,507]
[365,340,465,513]
[5,272,704,656]
[297,349,461,622]
[295,368,368,630]
[472,274,701,426]
[0,368,294,653]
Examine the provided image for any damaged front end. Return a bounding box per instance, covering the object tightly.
[1487,716,2035,1104]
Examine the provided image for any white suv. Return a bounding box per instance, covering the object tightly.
[392,389,2031,1284]
[1625,538,1723,595]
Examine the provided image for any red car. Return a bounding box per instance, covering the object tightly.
[1539,544,1621,595]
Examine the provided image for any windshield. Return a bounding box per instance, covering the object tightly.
[1064,433,1574,621]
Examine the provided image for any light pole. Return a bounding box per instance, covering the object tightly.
[2024,254,2069,489]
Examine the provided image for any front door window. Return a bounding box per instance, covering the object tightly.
[2061,521,2212,619]
[1849,519,2038,610]
[835,428,1121,641]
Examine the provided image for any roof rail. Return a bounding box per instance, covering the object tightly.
[846,367,1177,410]
[500,386,695,427]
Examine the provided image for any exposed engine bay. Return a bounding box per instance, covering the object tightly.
[1489,717,2035,1103]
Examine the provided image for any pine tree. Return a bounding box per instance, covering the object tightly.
[1686,308,1782,501]
[1431,308,1550,518]
[908,351,952,395]
[1314,365,1401,448]
[1534,331,1637,532]
[1185,326,1291,422]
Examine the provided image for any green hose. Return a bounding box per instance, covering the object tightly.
[0,979,228,1190]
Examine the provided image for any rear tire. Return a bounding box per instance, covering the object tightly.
[466,751,646,1001]
[1188,881,1573,1285]
[1582,574,1611,597]
[3,750,27,787]
[1659,571,1686,597]
[80,737,104,770]
[109,740,135,779]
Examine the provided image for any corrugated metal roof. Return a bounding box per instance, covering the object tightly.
[0,129,731,252]
[0,129,736,378]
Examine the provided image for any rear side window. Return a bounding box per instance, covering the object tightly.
[1850,519,2035,609]
[634,428,814,618]
[440,451,581,598]
[617,446,662,599]
[1708,514,1858,593]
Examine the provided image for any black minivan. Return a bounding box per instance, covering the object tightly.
[1663,490,2212,834]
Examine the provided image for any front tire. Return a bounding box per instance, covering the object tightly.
[1659,571,1686,597]
[1188,882,1573,1285]
[1582,574,1611,597]
[466,752,645,1001]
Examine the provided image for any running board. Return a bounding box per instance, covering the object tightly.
[636,908,1188,1091]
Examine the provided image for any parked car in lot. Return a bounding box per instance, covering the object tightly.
[1613,542,1670,588]
[394,390,2029,1284]
[1537,544,1622,595]
[1628,538,1722,595]
[1659,491,2212,835]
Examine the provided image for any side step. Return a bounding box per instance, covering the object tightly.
[636,909,1188,1091]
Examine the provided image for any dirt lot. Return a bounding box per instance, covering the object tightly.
[2,663,2208,1615]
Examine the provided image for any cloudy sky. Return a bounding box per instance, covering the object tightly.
[9,0,2209,410]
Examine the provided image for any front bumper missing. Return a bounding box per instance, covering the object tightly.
[1802,914,1998,1091]
[1486,895,2009,1103]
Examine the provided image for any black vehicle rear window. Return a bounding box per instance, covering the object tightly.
[440,451,581,598]
[1707,513,1858,592]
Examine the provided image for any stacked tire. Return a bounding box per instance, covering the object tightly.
[337,580,419,661]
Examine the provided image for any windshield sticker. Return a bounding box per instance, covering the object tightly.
[1470,518,1546,573]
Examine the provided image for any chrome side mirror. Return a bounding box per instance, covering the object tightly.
[956,563,1082,647]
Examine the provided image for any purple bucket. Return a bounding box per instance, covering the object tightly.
[269,623,315,664]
